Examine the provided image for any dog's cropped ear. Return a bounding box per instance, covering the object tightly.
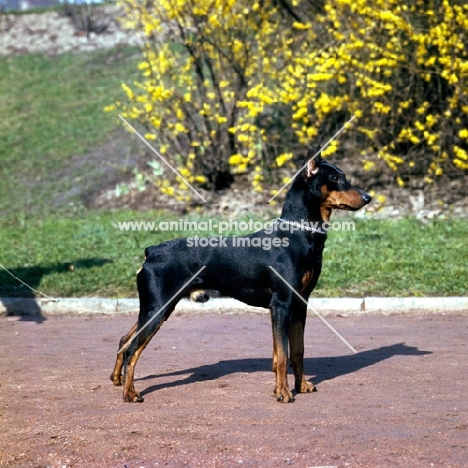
[303,146,322,178]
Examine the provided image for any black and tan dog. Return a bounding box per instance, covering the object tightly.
[111,149,371,403]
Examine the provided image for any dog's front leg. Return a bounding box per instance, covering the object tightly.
[289,307,316,394]
[270,294,294,403]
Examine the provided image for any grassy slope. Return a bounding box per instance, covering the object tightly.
[0,47,140,215]
[0,48,466,298]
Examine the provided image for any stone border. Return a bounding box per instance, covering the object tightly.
[1,296,467,317]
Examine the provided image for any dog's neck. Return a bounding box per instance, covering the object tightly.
[280,176,331,224]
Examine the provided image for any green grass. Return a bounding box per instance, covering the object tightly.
[0,47,140,215]
[0,213,466,298]
[319,218,467,297]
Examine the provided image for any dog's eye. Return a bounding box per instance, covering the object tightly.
[331,175,340,183]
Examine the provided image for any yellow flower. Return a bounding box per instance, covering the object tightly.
[293,107,308,120]
[454,146,468,160]
[229,154,244,165]
[373,102,391,114]
[376,194,387,204]
[161,186,174,196]
[175,122,187,133]
[275,153,293,167]
[121,84,134,100]
[459,129,468,139]
[293,22,312,30]
[454,159,468,170]
[363,160,375,171]
[179,167,191,178]
[306,127,318,138]
[321,140,338,157]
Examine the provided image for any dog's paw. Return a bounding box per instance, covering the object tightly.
[275,388,294,403]
[123,391,144,403]
[110,373,124,386]
[296,380,317,393]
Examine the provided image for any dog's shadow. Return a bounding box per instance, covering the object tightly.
[137,343,431,397]
[0,258,111,323]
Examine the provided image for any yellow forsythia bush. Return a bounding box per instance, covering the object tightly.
[108,0,468,200]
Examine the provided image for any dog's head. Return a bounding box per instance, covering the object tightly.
[302,146,372,221]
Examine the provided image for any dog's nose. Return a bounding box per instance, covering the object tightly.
[361,191,372,204]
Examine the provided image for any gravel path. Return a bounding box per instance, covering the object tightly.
[1,312,467,467]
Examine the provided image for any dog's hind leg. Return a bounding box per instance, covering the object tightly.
[121,262,187,402]
[289,305,316,394]
[110,321,138,386]
[121,304,175,402]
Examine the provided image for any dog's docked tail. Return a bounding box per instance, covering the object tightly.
[189,289,221,303]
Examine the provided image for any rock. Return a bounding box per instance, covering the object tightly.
[0,8,142,57]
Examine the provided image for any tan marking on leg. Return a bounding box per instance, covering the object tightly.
[122,329,157,402]
[110,321,138,386]
[273,339,293,403]
[301,270,314,292]
[122,312,171,402]
[270,314,278,374]
[272,349,278,373]
[270,312,291,401]
[289,321,316,394]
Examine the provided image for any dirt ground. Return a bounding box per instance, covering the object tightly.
[0,311,467,467]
